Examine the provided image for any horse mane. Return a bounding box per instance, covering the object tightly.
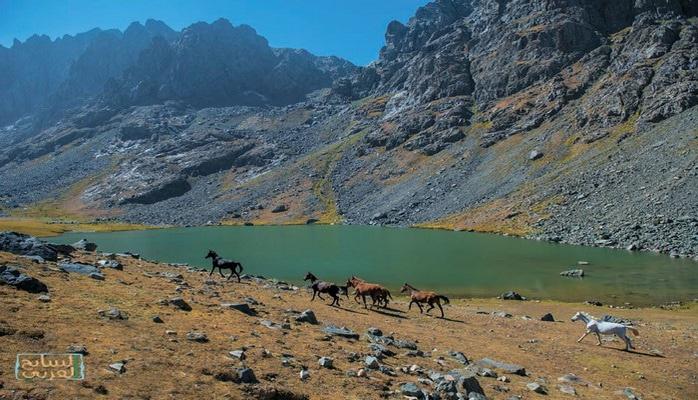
[403,283,419,291]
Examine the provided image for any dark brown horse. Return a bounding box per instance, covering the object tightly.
[205,250,243,282]
[346,276,391,309]
[304,272,342,306]
[400,283,449,318]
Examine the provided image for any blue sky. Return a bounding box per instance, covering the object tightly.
[0,0,430,65]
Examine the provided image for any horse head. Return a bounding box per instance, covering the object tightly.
[571,312,582,322]
[205,249,218,259]
[304,272,317,282]
[400,283,410,293]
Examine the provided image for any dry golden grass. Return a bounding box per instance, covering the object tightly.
[1,251,696,400]
[0,218,151,237]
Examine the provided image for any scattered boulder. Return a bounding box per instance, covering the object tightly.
[0,265,48,293]
[318,357,333,368]
[237,368,257,383]
[186,331,209,343]
[323,325,359,339]
[98,260,123,270]
[400,382,423,398]
[20,255,45,263]
[558,384,576,395]
[271,205,288,213]
[37,294,51,302]
[500,291,526,300]
[98,308,129,320]
[72,239,97,252]
[162,297,192,311]
[152,315,164,323]
[221,302,257,316]
[477,358,526,376]
[109,362,126,374]
[560,269,584,277]
[0,232,58,261]
[449,351,469,365]
[527,382,547,394]
[584,300,603,306]
[529,150,544,160]
[367,327,382,336]
[229,350,246,360]
[492,311,513,318]
[89,272,105,281]
[299,368,310,380]
[58,262,100,275]
[541,313,555,322]
[623,387,642,400]
[364,356,380,369]
[67,345,88,355]
[295,310,318,324]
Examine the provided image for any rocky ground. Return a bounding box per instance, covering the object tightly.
[1,235,697,400]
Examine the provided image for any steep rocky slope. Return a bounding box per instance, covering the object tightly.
[0,1,696,258]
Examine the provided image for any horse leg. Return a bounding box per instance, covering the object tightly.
[354,293,361,304]
[595,332,602,346]
[621,334,634,350]
[228,269,234,280]
[317,292,325,300]
[331,294,339,307]
[362,294,368,309]
[426,301,435,313]
[408,300,414,311]
[236,271,241,283]
[437,300,444,318]
[577,331,590,343]
[311,290,317,301]
[209,266,215,276]
[416,302,424,313]
[218,267,225,278]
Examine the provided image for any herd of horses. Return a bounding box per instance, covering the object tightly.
[204,249,451,317]
[205,250,644,349]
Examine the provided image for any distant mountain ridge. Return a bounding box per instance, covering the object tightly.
[0,18,356,125]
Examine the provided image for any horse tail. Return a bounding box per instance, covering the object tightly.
[386,290,393,300]
[628,327,639,336]
[438,295,450,304]
[237,262,244,273]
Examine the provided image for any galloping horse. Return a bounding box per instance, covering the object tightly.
[571,312,640,351]
[346,276,392,309]
[304,272,342,306]
[205,250,243,282]
[400,283,450,318]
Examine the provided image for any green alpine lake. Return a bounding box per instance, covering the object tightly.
[50,225,697,305]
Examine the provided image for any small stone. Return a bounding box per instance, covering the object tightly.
[541,313,555,322]
[166,297,192,311]
[221,302,256,316]
[318,357,333,368]
[357,368,367,377]
[99,308,128,320]
[229,350,246,360]
[67,345,88,355]
[400,382,422,397]
[109,362,126,374]
[498,375,510,382]
[558,384,577,395]
[364,355,380,369]
[295,309,318,324]
[152,315,164,323]
[367,327,382,336]
[527,382,547,394]
[299,368,310,380]
[186,331,208,343]
[529,150,544,160]
[237,367,257,383]
[37,295,51,302]
[89,272,105,281]
[166,330,177,335]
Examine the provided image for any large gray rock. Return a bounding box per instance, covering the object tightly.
[295,309,318,324]
[477,358,526,376]
[323,325,359,339]
[221,302,256,316]
[58,262,100,275]
[0,232,58,261]
[0,265,48,293]
[72,238,97,251]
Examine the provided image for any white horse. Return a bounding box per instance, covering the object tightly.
[571,312,639,351]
